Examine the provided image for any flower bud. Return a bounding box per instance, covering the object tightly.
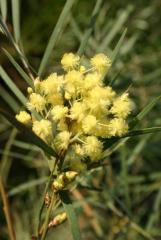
[65,171,78,181]
[27,87,33,94]
[48,212,67,228]
[52,171,78,192]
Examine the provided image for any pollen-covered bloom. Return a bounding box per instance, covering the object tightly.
[27,93,46,112]
[55,131,71,151]
[91,53,111,73]
[82,115,97,134]
[51,106,68,121]
[61,53,80,71]
[32,119,52,142]
[69,102,86,122]
[83,136,103,161]
[15,52,133,174]
[110,93,132,119]
[108,118,129,137]
[16,111,31,125]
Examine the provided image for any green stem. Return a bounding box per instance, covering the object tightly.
[41,192,56,240]
[36,165,56,236]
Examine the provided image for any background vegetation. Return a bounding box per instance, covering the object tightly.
[0,0,161,239]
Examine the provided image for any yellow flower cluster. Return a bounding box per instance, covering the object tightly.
[16,53,133,172]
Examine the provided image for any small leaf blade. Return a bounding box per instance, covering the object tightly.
[0,66,27,106]
[38,0,75,77]
[3,49,34,87]
[77,0,103,55]
[0,0,7,21]
[60,191,81,240]
[11,0,20,43]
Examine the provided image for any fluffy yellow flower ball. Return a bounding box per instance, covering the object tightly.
[55,131,71,151]
[90,53,111,73]
[51,105,68,121]
[27,93,46,112]
[108,118,129,137]
[82,115,97,134]
[61,53,80,71]
[70,102,86,122]
[16,111,31,125]
[32,119,52,142]
[110,93,132,119]
[83,136,103,161]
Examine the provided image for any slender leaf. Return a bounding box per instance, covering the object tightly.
[0,108,57,158]
[60,191,81,240]
[3,49,34,87]
[98,5,133,52]
[0,17,34,78]
[38,0,75,77]
[0,129,17,183]
[0,85,20,112]
[11,0,20,43]
[126,127,161,137]
[102,125,161,159]
[0,0,7,21]
[77,0,103,55]
[8,177,47,196]
[111,28,127,62]
[107,126,161,142]
[130,95,161,128]
[103,29,127,83]
[0,66,27,105]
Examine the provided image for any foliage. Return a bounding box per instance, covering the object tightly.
[0,1,161,240]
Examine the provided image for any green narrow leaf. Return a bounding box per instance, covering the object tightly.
[11,0,20,43]
[103,29,127,83]
[38,0,75,77]
[60,191,81,240]
[125,127,161,137]
[0,108,57,158]
[98,5,133,52]
[3,49,34,87]
[103,126,161,159]
[111,28,127,62]
[0,17,34,78]
[0,85,20,112]
[0,128,17,183]
[0,0,7,21]
[0,66,27,105]
[0,16,15,45]
[77,0,103,55]
[130,95,161,128]
[111,126,161,140]
[8,177,47,196]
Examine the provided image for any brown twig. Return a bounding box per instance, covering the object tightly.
[0,178,16,240]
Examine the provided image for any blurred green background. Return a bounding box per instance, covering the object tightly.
[0,0,161,239]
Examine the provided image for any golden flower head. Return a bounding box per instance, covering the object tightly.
[55,131,71,151]
[90,53,111,73]
[83,136,103,161]
[61,53,80,71]
[51,105,68,121]
[70,102,86,122]
[82,115,97,134]
[32,119,52,142]
[108,118,129,137]
[27,93,46,112]
[16,111,31,125]
[110,93,132,119]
